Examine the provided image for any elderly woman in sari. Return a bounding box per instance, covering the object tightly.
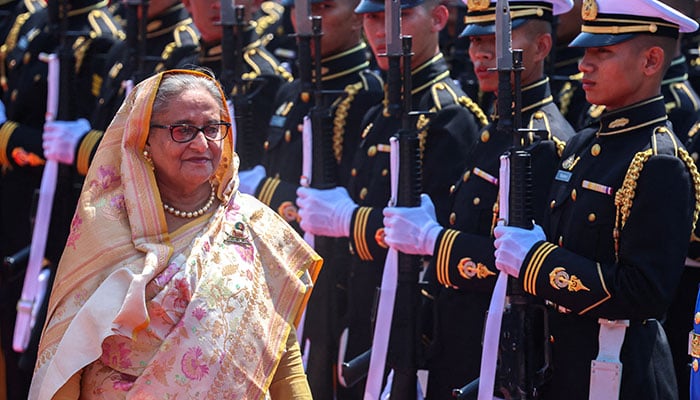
[29,69,322,399]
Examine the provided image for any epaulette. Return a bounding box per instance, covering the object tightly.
[527,110,567,156]
[72,8,124,72]
[243,45,292,82]
[23,0,45,13]
[614,126,700,260]
[665,80,700,113]
[156,24,200,72]
[1,10,33,90]
[688,122,700,147]
[255,1,284,37]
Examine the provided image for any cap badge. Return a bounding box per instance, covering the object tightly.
[581,0,598,21]
[467,0,490,12]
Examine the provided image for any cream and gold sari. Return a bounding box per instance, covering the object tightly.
[29,70,321,399]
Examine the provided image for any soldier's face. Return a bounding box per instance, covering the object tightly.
[291,0,364,57]
[578,40,648,110]
[468,23,550,93]
[362,4,445,71]
[183,0,222,42]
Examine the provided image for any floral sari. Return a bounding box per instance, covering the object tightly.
[29,70,321,399]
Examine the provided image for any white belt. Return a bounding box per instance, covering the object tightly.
[589,319,629,400]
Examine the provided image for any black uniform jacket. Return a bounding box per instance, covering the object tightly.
[522,96,698,400]
[255,42,384,229]
[423,77,575,397]
[0,1,123,262]
[341,52,488,365]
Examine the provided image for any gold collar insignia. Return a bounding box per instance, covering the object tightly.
[467,0,490,12]
[608,118,630,129]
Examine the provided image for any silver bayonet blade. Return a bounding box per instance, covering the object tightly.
[385,0,401,55]
[295,0,313,35]
[495,0,512,71]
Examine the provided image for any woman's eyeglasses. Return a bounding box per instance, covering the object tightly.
[150,122,231,143]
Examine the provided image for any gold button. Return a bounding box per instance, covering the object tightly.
[33,74,41,82]
[297,124,303,132]
[550,200,556,209]
[473,197,481,206]
[23,52,31,64]
[360,187,368,200]
[463,170,471,182]
[368,145,377,157]
[351,168,357,177]
[693,359,699,372]
[381,168,389,176]
[11,89,17,102]
[8,59,16,69]
[285,130,292,142]
[558,236,563,246]
[481,130,490,142]
[250,48,257,55]
[264,140,270,150]
[449,212,457,225]
[571,189,577,201]
[435,82,445,90]
[588,213,596,222]
[534,111,545,119]
[99,98,105,105]
[591,144,601,156]
[450,184,456,194]
[695,311,700,325]
[301,92,310,103]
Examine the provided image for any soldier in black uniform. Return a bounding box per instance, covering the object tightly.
[382,0,575,397]
[296,0,488,396]
[493,1,700,399]
[87,0,200,133]
[0,1,44,397]
[254,0,299,74]
[236,0,384,397]
[179,0,292,170]
[0,2,123,399]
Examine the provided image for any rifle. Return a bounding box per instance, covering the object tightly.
[343,0,422,394]
[453,1,550,398]
[123,0,149,93]
[221,1,267,169]
[13,0,76,352]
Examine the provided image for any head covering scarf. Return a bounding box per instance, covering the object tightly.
[29,69,321,399]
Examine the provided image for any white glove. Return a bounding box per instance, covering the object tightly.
[383,193,443,255]
[296,186,357,237]
[43,118,90,164]
[493,224,546,278]
[0,100,6,125]
[238,165,266,195]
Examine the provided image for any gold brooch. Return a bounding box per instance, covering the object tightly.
[549,267,590,292]
[581,0,598,21]
[224,221,251,246]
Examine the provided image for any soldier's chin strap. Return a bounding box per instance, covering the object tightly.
[589,319,629,400]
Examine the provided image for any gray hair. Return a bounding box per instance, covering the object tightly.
[151,70,225,117]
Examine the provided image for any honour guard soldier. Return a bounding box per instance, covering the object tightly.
[295,0,488,396]
[493,1,700,399]
[237,0,384,397]
[0,1,44,398]
[179,0,292,170]
[382,0,575,397]
[88,0,200,132]
[0,1,123,399]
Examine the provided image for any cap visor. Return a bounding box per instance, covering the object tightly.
[459,18,528,38]
[568,32,637,48]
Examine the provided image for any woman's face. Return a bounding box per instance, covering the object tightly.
[147,87,224,196]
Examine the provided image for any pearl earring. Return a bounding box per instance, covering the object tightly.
[143,150,154,170]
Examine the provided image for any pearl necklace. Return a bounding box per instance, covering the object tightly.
[163,183,216,219]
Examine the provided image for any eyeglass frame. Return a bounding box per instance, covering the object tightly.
[149,122,231,143]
